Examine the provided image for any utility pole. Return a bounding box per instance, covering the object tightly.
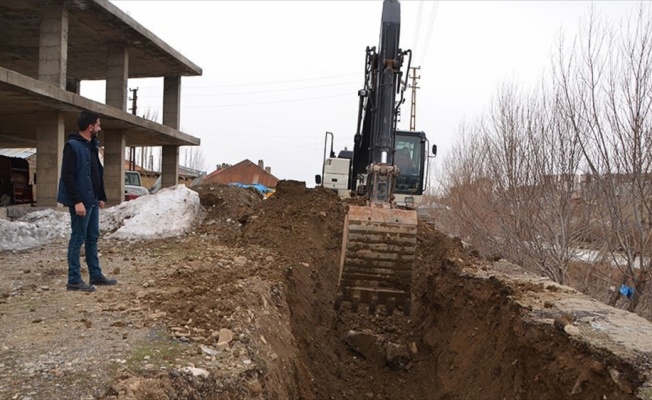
[408,66,420,131]
[128,87,138,116]
[128,88,138,171]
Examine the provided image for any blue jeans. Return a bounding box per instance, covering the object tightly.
[67,204,103,284]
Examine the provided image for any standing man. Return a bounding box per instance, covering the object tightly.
[57,110,117,292]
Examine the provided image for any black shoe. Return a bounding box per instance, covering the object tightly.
[90,275,118,286]
[66,281,96,292]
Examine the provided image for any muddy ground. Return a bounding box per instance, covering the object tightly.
[1,181,651,399]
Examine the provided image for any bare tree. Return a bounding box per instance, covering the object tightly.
[181,146,206,171]
[139,108,160,171]
[440,79,589,285]
[555,5,652,311]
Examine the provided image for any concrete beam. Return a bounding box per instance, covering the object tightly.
[106,44,129,111]
[161,145,179,189]
[0,67,200,146]
[36,111,65,207]
[103,129,126,205]
[38,4,68,88]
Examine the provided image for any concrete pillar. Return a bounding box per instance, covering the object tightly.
[36,112,65,207]
[161,146,179,189]
[161,75,181,188]
[39,4,69,88]
[163,75,181,129]
[103,130,126,205]
[106,44,129,111]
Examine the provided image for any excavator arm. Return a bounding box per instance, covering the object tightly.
[336,0,417,315]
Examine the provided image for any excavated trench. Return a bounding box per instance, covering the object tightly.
[279,223,641,399]
[113,181,646,399]
[250,182,643,399]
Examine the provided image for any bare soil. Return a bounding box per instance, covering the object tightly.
[0,180,650,399]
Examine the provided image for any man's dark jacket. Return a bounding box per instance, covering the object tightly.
[57,133,107,207]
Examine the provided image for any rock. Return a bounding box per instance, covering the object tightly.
[608,367,633,394]
[218,328,234,346]
[183,367,209,378]
[148,311,166,320]
[234,256,247,266]
[249,380,263,396]
[113,267,121,274]
[554,313,573,331]
[564,324,580,336]
[345,330,385,365]
[385,342,410,370]
[200,345,219,356]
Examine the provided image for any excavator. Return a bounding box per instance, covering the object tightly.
[324,0,436,316]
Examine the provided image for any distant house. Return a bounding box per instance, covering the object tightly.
[203,159,278,188]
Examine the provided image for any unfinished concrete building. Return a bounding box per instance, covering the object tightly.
[0,0,202,206]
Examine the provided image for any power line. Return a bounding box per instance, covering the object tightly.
[419,1,439,67]
[182,93,350,108]
[412,1,424,53]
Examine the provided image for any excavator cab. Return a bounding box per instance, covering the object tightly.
[394,130,429,209]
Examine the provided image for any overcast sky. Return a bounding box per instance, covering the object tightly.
[83,1,639,188]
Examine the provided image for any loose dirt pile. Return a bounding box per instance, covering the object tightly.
[1,180,651,399]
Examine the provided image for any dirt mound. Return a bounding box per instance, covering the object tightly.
[192,183,262,239]
[235,180,345,258]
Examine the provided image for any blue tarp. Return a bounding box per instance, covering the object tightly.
[620,284,635,299]
[227,182,273,195]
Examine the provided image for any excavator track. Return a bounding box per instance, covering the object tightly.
[335,205,417,315]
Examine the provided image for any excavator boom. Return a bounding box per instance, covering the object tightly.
[335,0,418,316]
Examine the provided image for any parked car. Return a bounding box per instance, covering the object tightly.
[124,170,148,201]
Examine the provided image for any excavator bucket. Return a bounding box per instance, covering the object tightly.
[335,205,417,315]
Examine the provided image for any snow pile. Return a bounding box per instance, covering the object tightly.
[103,185,204,240]
[0,185,204,251]
[0,209,71,251]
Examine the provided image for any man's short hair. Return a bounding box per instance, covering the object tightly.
[77,110,99,131]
